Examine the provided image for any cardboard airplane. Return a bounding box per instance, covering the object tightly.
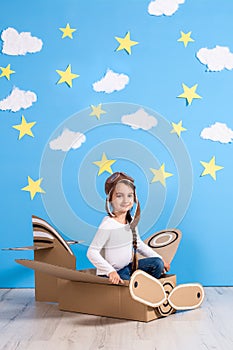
[5,215,204,322]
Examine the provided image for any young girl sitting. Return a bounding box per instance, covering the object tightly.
[87,172,170,284]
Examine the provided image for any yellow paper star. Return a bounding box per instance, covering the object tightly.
[177,31,194,48]
[59,23,77,39]
[12,115,36,140]
[21,176,45,200]
[0,64,15,80]
[89,104,106,120]
[200,156,223,180]
[115,31,139,55]
[93,153,116,175]
[170,120,187,137]
[56,64,79,87]
[150,164,173,187]
[177,83,202,105]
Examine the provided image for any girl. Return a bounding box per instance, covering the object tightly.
[87,172,170,284]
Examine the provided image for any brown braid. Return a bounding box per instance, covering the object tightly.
[131,227,138,273]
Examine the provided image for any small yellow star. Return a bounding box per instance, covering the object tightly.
[177,83,202,105]
[93,152,116,176]
[21,176,45,200]
[200,156,223,180]
[89,104,106,120]
[170,120,187,137]
[0,64,15,80]
[56,64,79,87]
[177,31,194,48]
[115,31,139,55]
[150,164,173,187]
[59,23,77,39]
[12,115,36,140]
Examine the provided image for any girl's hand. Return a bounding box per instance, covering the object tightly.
[108,271,124,285]
[163,260,170,273]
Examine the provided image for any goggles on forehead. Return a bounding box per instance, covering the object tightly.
[105,172,135,196]
[106,172,134,184]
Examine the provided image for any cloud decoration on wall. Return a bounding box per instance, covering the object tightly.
[148,0,185,16]
[0,87,37,112]
[49,128,86,152]
[196,46,233,72]
[200,122,233,144]
[92,69,129,93]
[1,27,43,56]
[121,108,158,130]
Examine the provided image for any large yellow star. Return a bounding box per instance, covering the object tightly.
[177,83,202,105]
[177,31,194,48]
[56,64,79,87]
[150,164,173,187]
[21,176,45,200]
[170,120,187,137]
[93,153,116,176]
[12,115,36,140]
[0,64,15,80]
[89,104,106,120]
[115,31,139,55]
[200,156,223,180]
[59,23,77,39]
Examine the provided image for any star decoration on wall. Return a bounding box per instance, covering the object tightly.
[177,31,194,47]
[89,104,106,120]
[21,176,45,200]
[150,164,173,187]
[115,31,139,55]
[177,83,202,105]
[170,120,187,137]
[0,64,15,80]
[12,115,36,140]
[93,152,116,175]
[200,156,223,180]
[59,23,77,39]
[56,64,79,87]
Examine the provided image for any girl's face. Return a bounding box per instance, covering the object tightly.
[111,182,134,215]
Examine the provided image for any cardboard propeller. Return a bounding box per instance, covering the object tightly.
[129,270,204,313]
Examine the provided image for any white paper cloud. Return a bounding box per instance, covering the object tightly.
[200,122,233,144]
[196,46,233,72]
[1,27,43,56]
[148,0,185,16]
[121,108,158,130]
[92,69,129,93]
[49,129,86,152]
[0,87,37,112]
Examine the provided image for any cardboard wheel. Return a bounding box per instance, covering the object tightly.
[168,283,205,310]
[129,270,166,308]
[156,281,175,317]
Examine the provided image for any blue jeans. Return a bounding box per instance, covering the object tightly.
[117,257,164,280]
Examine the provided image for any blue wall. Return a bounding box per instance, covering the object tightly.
[1,0,233,287]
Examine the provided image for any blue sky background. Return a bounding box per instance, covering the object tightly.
[1,0,233,287]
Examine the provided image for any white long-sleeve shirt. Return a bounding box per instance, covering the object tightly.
[87,216,162,276]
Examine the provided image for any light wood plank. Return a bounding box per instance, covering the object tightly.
[1,288,233,350]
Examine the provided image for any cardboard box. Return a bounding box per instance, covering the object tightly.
[58,274,177,322]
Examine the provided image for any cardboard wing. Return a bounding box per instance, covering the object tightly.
[2,245,53,251]
[143,229,182,264]
[15,259,127,286]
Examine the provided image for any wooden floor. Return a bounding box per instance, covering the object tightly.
[1,287,233,350]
